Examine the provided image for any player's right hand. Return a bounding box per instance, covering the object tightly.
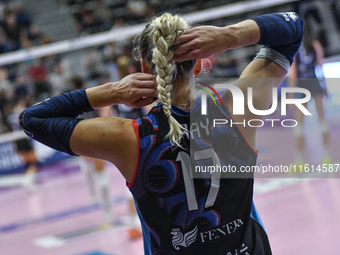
[173,26,229,63]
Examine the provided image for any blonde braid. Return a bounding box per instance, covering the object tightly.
[151,13,189,147]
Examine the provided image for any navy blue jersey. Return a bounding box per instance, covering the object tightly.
[129,98,271,255]
[295,45,324,96]
[296,45,317,79]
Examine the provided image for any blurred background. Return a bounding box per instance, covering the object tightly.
[0,0,340,254]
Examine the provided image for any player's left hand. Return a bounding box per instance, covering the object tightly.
[115,73,158,108]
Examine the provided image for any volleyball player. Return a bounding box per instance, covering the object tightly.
[288,21,331,166]
[7,98,38,193]
[19,12,303,254]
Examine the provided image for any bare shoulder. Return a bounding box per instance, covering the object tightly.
[70,116,138,183]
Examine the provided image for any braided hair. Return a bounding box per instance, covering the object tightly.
[133,13,196,147]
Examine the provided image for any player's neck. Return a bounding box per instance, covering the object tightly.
[171,79,196,111]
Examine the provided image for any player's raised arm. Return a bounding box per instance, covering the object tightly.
[173,20,261,63]
[174,12,303,147]
[174,12,303,69]
[231,14,302,112]
[227,13,303,148]
[19,73,157,182]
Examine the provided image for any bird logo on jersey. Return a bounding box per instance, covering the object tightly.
[171,225,198,250]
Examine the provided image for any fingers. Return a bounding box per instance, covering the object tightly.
[118,73,158,108]
[177,31,196,45]
[134,88,158,99]
[173,52,188,63]
[173,49,201,63]
[133,97,156,108]
[173,29,204,62]
[173,30,198,59]
[137,80,158,88]
[135,73,156,80]
[132,73,157,88]
[173,38,197,56]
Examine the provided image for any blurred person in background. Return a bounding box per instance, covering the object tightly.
[0,68,12,132]
[110,18,130,56]
[103,42,120,83]
[0,30,17,53]
[288,21,331,166]
[111,17,126,30]
[73,6,88,36]
[70,76,113,223]
[15,4,31,28]
[126,0,149,24]
[19,35,32,49]
[7,98,38,192]
[14,72,31,102]
[82,48,106,87]
[59,56,73,82]
[92,0,112,31]
[78,11,105,35]
[26,24,42,46]
[29,58,51,102]
[49,62,69,96]
[1,11,22,51]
